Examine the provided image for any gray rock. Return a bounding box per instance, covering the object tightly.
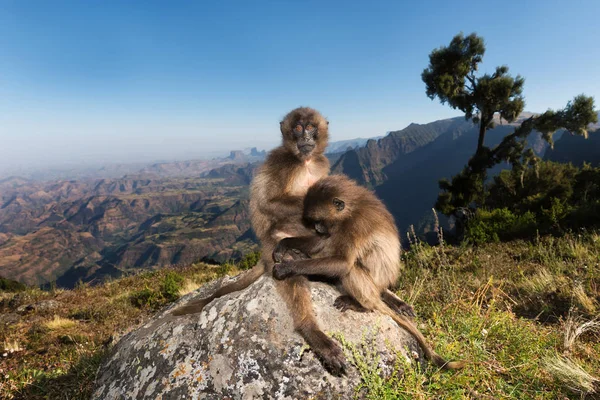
[0,312,20,326]
[16,299,60,314]
[92,275,422,400]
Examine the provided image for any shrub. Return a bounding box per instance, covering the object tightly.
[465,208,537,245]
[237,251,261,270]
[0,277,27,292]
[160,272,184,302]
[129,287,161,309]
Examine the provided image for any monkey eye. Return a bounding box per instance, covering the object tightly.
[305,124,314,132]
[294,124,303,133]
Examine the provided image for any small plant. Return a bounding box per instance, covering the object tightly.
[160,271,184,302]
[129,287,161,309]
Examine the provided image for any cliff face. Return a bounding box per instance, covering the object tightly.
[333,115,549,236]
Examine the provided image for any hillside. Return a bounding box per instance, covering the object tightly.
[2,232,598,399]
[0,171,258,288]
[333,113,553,236]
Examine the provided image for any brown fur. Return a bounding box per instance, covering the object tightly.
[273,175,464,370]
[172,108,345,373]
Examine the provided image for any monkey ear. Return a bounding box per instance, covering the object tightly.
[332,198,345,211]
[280,121,285,135]
[326,120,330,125]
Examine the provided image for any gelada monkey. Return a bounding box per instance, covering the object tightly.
[173,108,343,373]
[273,175,463,370]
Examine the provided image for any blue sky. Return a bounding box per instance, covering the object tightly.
[1,0,599,172]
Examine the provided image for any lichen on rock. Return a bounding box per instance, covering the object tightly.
[92,275,422,399]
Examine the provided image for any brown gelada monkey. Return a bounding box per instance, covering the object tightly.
[172,107,353,373]
[273,175,464,370]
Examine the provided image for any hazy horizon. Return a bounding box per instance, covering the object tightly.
[1,0,599,173]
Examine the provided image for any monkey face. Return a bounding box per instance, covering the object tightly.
[303,186,347,235]
[292,122,318,156]
[280,107,329,160]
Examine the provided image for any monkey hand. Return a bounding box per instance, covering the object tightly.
[273,241,309,263]
[272,262,296,280]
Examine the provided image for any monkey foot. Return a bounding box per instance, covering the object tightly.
[311,335,347,376]
[333,295,370,313]
[382,292,416,318]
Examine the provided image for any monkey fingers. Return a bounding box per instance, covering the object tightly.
[333,295,371,313]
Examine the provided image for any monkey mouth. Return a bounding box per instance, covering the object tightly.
[298,144,315,154]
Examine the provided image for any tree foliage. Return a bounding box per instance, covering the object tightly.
[435,96,598,216]
[464,161,600,244]
[422,32,525,152]
[425,32,598,220]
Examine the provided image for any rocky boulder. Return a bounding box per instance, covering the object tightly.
[92,275,422,399]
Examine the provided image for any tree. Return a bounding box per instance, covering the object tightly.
[422,33,525,154]
[435,95,597,216]
[423,33,598,219]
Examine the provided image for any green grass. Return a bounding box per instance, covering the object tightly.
[353,230,600,399]
[1,233,599,399]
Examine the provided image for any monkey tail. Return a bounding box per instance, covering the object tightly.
[172,261,265,316]
[377,303,464,370]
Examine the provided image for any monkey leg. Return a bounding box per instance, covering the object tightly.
[382,290,416,318]
[340,268,463,370]
[275,276,347,376]
[333,295,370,313]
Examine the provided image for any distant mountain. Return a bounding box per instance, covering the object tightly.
[326,137,382,154]
[0,148,266,182]
[333,113,550,237]
[544,129,600,166]
[0,174,256,288]
[3,115,569,287]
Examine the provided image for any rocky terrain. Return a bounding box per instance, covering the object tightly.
[92,276,419,399]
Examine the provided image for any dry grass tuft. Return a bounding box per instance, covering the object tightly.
[544,355,599,396]
[178,279,202,297]
[3,340,23,353]
[563,312,600,351]
[572,284,597,313]
[44,315,77,330]
[522,268,559,294]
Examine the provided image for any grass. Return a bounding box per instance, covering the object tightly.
[44,316,77,330]
[368,229,600,399]
[0,261,243,399]
[1,232,599,399]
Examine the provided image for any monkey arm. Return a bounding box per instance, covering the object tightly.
[259,194,304,220]
[272,256,352,280]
